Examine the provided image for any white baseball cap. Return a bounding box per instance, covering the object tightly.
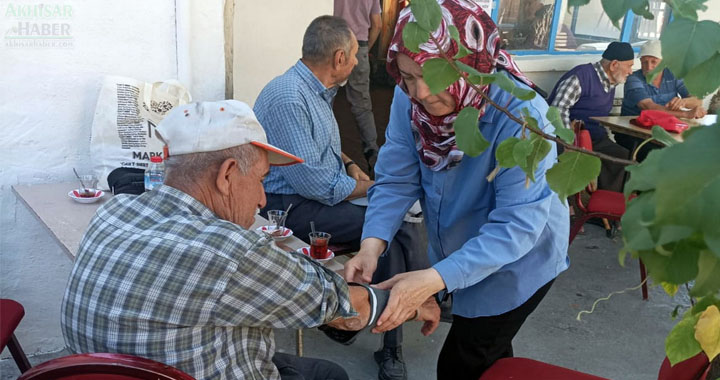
[639,40,662,59]
[156,100,303,166]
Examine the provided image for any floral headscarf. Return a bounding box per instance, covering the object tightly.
[387,0,536,171]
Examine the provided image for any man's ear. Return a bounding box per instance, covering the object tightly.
[216,158,237,196]
[333,49,346,70]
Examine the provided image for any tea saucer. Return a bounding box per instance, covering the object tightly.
[299,246,335,263]
[68,189,104,204]
[256,225,293,241]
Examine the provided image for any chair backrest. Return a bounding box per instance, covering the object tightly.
[0,298,25,350]
[571,120,597,212]
[17,353,196,380]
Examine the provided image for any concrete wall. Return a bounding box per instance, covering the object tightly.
[0,0,225,359]
[232,0,333,106]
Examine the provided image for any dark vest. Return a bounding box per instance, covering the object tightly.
[548,63,614,141]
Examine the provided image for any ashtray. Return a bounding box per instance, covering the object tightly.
[256,225,293,241]
[68,189,104,204]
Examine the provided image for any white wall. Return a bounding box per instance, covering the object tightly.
[233,0,333,106]
[0,0,225,359]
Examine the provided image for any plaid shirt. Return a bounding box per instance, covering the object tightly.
[61,185,355,380]
[550,61,616,130]
[254,60,356,206]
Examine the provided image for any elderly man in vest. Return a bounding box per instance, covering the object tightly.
[547,42,634,192]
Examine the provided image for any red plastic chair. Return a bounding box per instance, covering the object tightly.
[569,122,649,300]
[479,353,711,380]
[0,298,32,373]
[17,353,195,380]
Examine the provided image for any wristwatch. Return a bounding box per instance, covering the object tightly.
[344,160,356,170]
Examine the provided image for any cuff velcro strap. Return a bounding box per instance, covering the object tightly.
[317,283,390,346]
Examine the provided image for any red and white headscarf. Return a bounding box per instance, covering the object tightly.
[387,0,536,171]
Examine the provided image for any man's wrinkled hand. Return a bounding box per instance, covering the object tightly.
[666,97,684,111]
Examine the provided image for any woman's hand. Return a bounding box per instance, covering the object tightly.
[416,296,441,336]
[344,238,386,283]
[371,268,445,334]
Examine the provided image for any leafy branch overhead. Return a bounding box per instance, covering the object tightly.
[403,0,720,367]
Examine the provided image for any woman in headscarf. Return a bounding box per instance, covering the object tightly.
[344,1,570,378]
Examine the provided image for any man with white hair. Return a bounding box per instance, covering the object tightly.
[621,39,707,119]
[61,100,440,380]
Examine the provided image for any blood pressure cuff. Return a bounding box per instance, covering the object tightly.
[318,283,390,345]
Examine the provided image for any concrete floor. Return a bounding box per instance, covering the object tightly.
[0,224,687,380]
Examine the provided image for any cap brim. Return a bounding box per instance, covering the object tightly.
[251,141,304,166]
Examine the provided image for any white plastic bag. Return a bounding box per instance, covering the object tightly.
[90,76,191,189]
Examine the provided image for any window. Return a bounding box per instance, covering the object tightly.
[491,0,672,55]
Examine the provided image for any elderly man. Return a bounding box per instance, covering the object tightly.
[254,15,427,380]
[618,40,707,160]
[60,100,440,380]
[547,41,634,192]
[334,0,382,171]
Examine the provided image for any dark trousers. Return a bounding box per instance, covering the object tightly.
[593,136,630,192]
[273,352,348,380]
[437,280,555,380]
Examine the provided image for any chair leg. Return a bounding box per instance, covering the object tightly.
[7,333,32,373]
[569,215,593,244]
[639,259,649,300]
[296,329,303,357]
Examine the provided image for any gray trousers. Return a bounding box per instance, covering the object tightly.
[593,135,630,192]
[345,45,378,153]
[262,193,430,347]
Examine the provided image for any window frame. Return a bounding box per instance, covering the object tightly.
[490,0,669,56]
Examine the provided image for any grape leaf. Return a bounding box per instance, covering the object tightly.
[546,152,601,201]
[666,0,709,21]
[492,73,536,101]
[402,22,430,54]
[512,139,533,168]
[692,295,720,316]
[546,106,574,144]
[447,26,473,59]
[624,149,661,197]
[448,25,459,42]
[666,312,702,366]
[662,282,680,297]
[523,134,552,182]
[661,19,720,78]
[601,0,654,29]
[455,61,483,77]
[690,251,720,297]
[568,0,591,6]
[682,52,720,98]
[651,126,678,147]
[621,192,657,251]
[653,125,720,257]
[422,58,460,95]
[693,305,720,361]
[639,247,699,285]
[409,0,443,32]
[454,44,473,59]
[496,137,520,168]
[454,106,489,157]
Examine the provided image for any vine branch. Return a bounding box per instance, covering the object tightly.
[428,34,637,167]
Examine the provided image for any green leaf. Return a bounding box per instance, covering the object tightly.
[454,44,473,59]
[666,312,703,366]
[690,251,720,297]
[645,61,667,85]
[694,305,720,362]
[661,19,720,78]
[512,139,533,168]
[682,52,720,98]
[601,0,654,29]
[492,73,536,101]
[409,0,443,32]
[402,22,430,54]
[624,149,661,197]
[546,106,575,144]
[653,125,720,257]
[666,0,709,21]
[662,282,680,297]
[651,126,679,147]
[447,26,473,59]
[448,25,459,42]
[455,61,483,77]
[454,107,489,157]
[622,192,657,251]
[546,152,601,201]
[692,295,720,316]
[496,137,520,168]
[639,246,699,285]
[422,58,461,95]
[568,0,591,6]
[523,134,551,182]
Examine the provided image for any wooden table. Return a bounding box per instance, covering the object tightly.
[12,181,350,356]
[591,114,717,144]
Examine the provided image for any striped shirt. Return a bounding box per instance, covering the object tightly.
[550,61,615,130]
[61,185,355,380]
[254,60,356,206]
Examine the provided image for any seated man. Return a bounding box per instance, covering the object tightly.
[60,100,440,380]
[619,39,707,160]
[253,15,427,380]
[547,42,634,192]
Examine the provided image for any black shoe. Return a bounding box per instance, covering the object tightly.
[374,346,407,380]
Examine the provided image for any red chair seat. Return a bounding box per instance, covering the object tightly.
[0,299,25,350]
[658,352,710,380]
[586,190,625,216]
[479,357,610,380]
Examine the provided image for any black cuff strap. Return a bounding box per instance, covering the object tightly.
[317,283,390,346]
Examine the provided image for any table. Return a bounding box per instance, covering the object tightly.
[12,181,350,356]
[591,114,717,144]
